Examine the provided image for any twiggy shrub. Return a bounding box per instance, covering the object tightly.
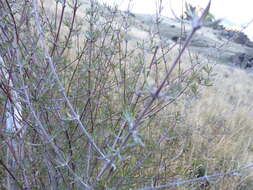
[0,0,252,190]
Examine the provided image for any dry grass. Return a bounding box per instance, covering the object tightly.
[2,0,253,189]
[140,43,253,188]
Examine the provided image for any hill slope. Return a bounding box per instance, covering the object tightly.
[1,0,253,189]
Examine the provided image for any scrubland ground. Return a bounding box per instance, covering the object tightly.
[1,0,253,189]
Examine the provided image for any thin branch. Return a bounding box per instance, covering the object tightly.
[50,0,66,56]
[0,159,24,190]
[95,0,211,182]
[138,163,253,190]
[32,0,113,173]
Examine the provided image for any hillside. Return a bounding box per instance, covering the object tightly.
[1,0,253,189]
[130,13,253,65]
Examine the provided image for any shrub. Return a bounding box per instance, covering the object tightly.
[0,0,252,189]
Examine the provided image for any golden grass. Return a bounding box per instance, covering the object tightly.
[141,43,253,188]
[188,63,253,161]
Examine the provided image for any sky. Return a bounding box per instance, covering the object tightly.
[97,0,253,39]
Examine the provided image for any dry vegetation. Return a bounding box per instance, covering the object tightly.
[1,0,253,189]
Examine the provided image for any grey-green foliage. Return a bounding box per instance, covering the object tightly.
[0,0,250,189]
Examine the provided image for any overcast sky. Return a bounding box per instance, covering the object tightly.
[97,0,253,39]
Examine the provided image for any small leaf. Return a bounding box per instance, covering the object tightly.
[122,107,135,129]
[132,131,145,147]
[203,65,213,74]
[190,84,198,95]
[199,0,212,23]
